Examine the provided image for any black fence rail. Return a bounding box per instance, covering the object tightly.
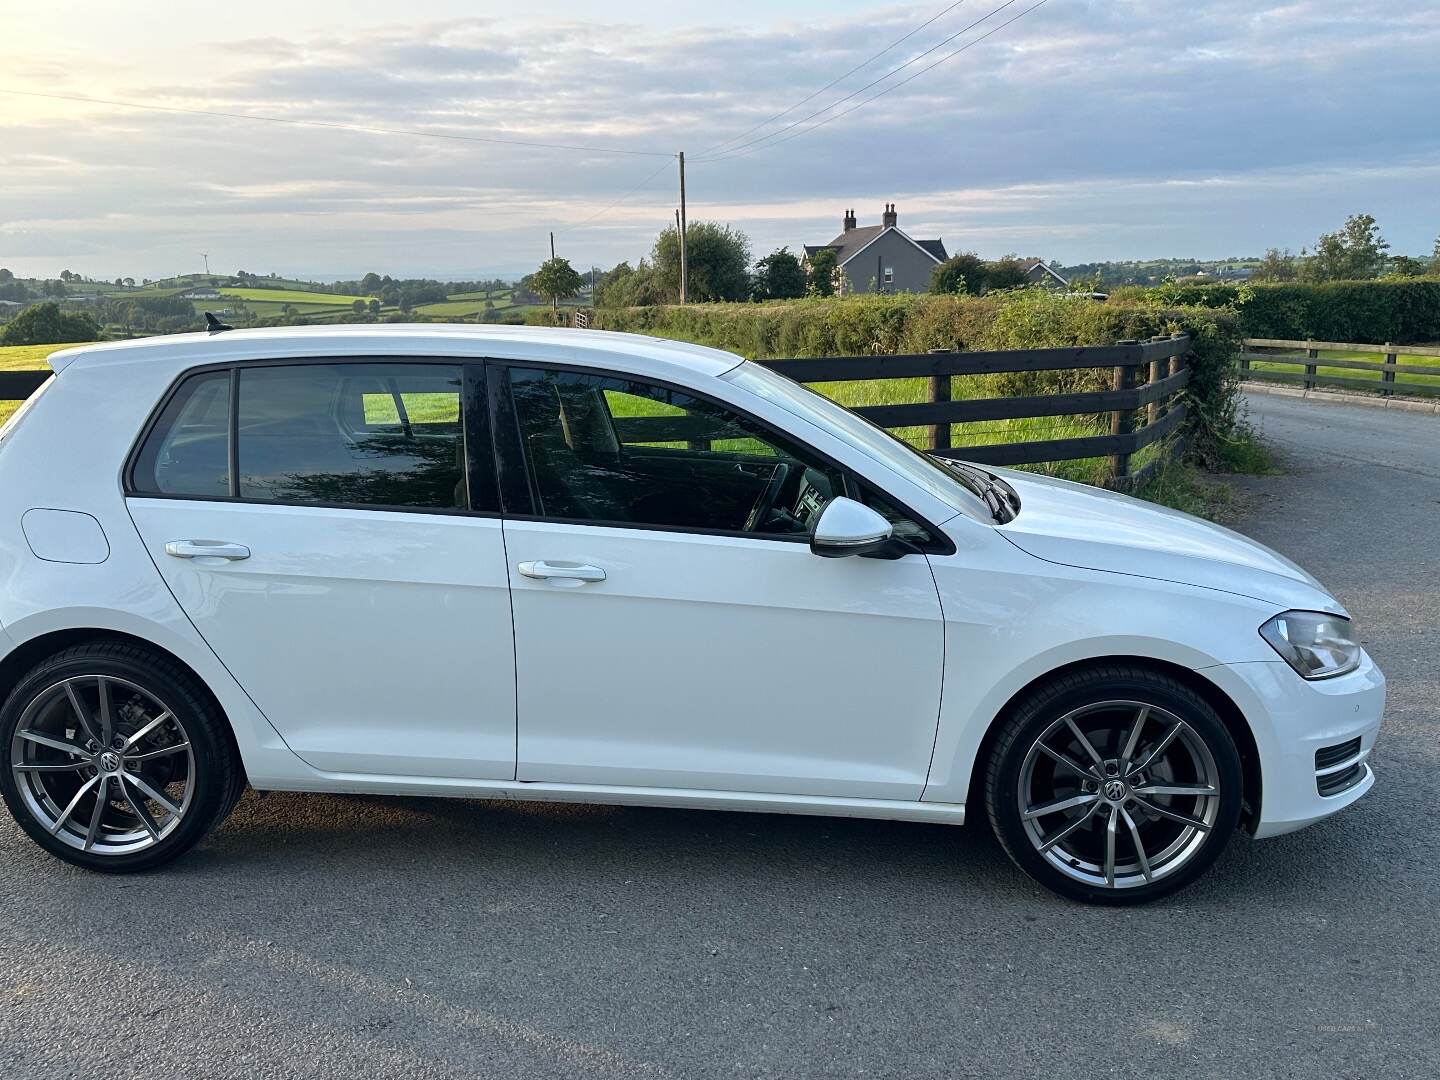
[0,333,1192,489]
[1241,337,1440,397]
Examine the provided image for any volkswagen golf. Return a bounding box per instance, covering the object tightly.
[0,325,1383,902]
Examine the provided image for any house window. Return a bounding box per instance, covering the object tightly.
[883,266,894,285]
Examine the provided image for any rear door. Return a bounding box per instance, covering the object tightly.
[126,359,517,780]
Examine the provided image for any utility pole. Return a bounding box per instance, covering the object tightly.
[548,232,557,318]
[549,231,556,261]
[677,151,688,305]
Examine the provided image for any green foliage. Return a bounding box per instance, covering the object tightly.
[983,257,1031,291]
[653,221,751,302]
[751,248,807,301]
[594,261,668,308]
[807,248,838,298]
[1388,256,1426,278]
[1300,212,1389,282]
[1252,248,1297,282]
[0,302,101,346]
[930,253,984,295]
[531,257,585,308]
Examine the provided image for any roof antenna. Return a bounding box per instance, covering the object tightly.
[204,312,233,334]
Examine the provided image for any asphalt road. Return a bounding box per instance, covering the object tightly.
[2,392,1436,1079]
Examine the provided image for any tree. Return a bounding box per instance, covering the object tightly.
[0,302,100,347]
[351,299,367,313]
[367,298,381,315]
[360,272,382,293]
[983,257,1031,291]
[930,252,985,295]
[59,270,73,282]
[1388,255,1426,277]
[594,260,666,307]
[1433,234,1440,266]
[1252,248,1298,282]
[0,268,13,283]
[1301,212,1389,282]
[653,221,751,302]
[531,256,585,314]
[807,248,838,297]
[123,277,134,287]
[750,247,807,301]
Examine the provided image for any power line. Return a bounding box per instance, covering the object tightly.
[694,0,1026,162]
[721,0,1051,160]
[0,87,675,158]
[697,0,970,159]
[554,156,678,237]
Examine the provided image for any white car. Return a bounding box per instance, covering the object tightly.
[0,326,1382,903]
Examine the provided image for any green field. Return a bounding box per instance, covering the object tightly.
[1248,348,1440,395]
[218,287,359,305]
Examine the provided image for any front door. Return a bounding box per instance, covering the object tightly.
[126,360,516,780]
[497,363,945,800]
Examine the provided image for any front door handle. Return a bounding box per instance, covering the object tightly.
[165,540,251,561]
[517,560,606,584]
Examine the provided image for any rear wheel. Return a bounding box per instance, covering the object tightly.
[985,665,1243,904]
[0,642,242,872]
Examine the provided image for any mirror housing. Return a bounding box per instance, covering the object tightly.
[810,497,896,558]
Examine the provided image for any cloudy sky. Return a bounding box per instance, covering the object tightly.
[3,0,1437,281]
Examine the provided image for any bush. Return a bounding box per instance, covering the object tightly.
[593,292,1242,465]
[0,302,101,347]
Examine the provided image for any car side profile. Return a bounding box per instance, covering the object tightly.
[0,325,1383,903]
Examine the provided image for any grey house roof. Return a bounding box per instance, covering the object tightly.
[805,226,947,267]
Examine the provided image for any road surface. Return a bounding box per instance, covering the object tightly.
[1,392,1436,1079]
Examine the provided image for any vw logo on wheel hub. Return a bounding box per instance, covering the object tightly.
[99,751,122,773]
[1103,779,1127,802]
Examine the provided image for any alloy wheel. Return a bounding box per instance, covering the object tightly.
[9,675,195,855]
[1016,699,1222,890]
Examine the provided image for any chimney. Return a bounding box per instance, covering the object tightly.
[843,208,857,233]
[882,203,897,228]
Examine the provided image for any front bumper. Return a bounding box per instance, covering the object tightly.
[1202,652,1384,839]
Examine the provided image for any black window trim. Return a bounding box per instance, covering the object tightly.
[123,355,502,519]
[489,356,955,555]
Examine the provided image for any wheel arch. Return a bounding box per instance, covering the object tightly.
[964,655,1262,835]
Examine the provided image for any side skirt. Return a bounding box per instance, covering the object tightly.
[254,774,967,825]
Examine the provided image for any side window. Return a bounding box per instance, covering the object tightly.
[237,363,466,509]
[507,366,845,536]
[131,370,232,498]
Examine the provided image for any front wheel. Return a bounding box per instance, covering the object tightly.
[0,642,243,872]
[985,665,1243,904]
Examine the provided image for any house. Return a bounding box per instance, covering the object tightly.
[1022,260,1069,290]
[804,205,947,295]
[181,287,221,300]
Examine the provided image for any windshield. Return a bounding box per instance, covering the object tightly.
[724,362,992,521]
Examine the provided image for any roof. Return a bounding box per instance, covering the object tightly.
[46,324,746,381]
[806,225,945,268]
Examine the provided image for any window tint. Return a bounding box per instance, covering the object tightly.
[237,364,466,509]
[132,370,231,497]
[508,366,845,536]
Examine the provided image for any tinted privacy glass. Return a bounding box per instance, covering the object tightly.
[237,364,465,508]
[131,370,231,497]
[508,366,845,535]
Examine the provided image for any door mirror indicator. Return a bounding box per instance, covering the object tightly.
[810,497,896,558]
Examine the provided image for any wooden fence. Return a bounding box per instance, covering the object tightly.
[0,333,1193,490]
[1241,338,1440,397]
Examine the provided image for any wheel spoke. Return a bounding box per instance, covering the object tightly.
[126,741,189,763]
[124,773,183,819]
[1064,716,1105,768]
[96,678,114,744]
[1120,706,1150,768]
[120,779,162,840]
[63,681,103,748]
[1104,808,1118,888]
[1128,722,1182,776]
[1038,800,1102,854]
[83,777,109,851]
[1133,782,1218,798]
[14,760,88,773]
[1120,806,1153,884]
[1037,743,1097,780]
[1022,792,1098,821]
[49,775,100,835]
[123,712,172,750]
[1134,795,1210,832]
[17,730,87,757]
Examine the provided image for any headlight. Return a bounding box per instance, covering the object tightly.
[1259,610,1361,679]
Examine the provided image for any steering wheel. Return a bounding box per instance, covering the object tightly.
[743,462,792,533]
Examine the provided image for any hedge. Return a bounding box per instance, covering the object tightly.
[1123,277,1440,344]
[593,292,1242,465]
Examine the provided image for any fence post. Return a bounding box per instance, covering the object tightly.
[927,348,952,452]
[1305,339,1318,390]
[1382,342,1397,396]
[1110,341,1141,484]
[1147,337,1165,427]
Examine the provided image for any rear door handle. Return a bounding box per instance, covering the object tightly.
[516,560,606,584]
[165,540,251,561]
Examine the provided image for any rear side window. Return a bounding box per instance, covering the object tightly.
[236,364,465,509]
[131,370,231,497]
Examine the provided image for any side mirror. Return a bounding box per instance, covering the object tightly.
[810,497,895,558]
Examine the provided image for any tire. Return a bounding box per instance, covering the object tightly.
[985,664,1243,905]
[0,641,242,872]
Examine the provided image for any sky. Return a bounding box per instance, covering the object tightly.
[2,0,1437,281]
